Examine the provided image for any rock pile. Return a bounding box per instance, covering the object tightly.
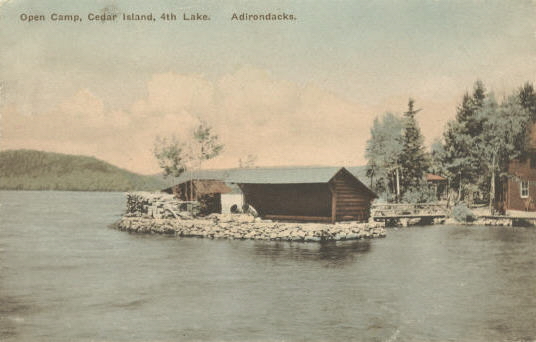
[126,192,199,219]
[114,213,386,241]
[474,218,513,226]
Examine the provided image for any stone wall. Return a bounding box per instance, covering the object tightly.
[114,213,386,241]
[118,192,386,241]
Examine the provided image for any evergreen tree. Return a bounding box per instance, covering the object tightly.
[442,80,488,201]
[429,138,447,176]
[399,98,429,192]
[477,95,529,212]
[518,82,536,121]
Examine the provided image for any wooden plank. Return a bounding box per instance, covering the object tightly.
[331,185,337,223]
[337,208,367,213]
[337,204,367,209]
[337,195,368,200]
[373,215,446,219]
[337,200,368,205]
[336,210,366,214]
[264,214,333,222]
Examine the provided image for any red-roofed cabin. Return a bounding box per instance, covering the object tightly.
[162,179,231,215]
[426,173,447,200]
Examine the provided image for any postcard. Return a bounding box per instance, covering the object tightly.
[1,1,535,341]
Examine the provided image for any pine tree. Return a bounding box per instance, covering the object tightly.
[519,82,536,121]
[399,98,429,193]
[442,80,488,201]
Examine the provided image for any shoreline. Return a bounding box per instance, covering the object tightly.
[113,214,387,242]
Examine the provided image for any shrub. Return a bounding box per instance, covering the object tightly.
[401,185,436,204]
[451,203,476,222]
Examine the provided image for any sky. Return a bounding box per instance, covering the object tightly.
[1,0,535,174]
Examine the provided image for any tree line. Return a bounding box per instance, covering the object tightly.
[366,81,536,207]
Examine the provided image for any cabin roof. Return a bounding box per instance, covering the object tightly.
[426,173,447,181]
[163,179,232,195]
[227,166,345,184]
[169,166,368,184]
[162,166,376,197]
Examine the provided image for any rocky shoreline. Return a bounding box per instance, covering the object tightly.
[113,214,386,242]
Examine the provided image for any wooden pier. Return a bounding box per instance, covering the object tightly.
[478,215,536,226]
[371,203,448,226]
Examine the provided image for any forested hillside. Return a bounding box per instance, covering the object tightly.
[0,150,167,191]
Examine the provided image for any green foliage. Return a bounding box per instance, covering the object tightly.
[154,121,224,178]
[153,136,187,178]
[429,138,447,176]
[365,112,404,197]
[451,203,476,223]
[439,80,534,206]
[365,100,430,202]
[0,150,167,191]
[477,95,529,176]
[518,82,536,121]
[194,122,224,161]
[442,81,490,199]
[400,98,430,191]
[401,184,436,204]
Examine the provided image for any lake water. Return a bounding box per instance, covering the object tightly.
[1,191,535,342]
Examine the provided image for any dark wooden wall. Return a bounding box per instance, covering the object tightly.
[239,171,375,222]
[239,183,332,219]
[331,171,374,221]
[506,157,536,211]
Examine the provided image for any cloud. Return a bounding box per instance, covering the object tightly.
[1,67,378,174]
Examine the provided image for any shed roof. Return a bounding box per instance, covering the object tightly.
[163,179,231,195]
[162,166,374,196]
[226,166,343,184]
[426,173,447,181]
[170,166,368,184]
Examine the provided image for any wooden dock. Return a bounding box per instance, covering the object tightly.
[371,203,447,226]
[478,215,536,226]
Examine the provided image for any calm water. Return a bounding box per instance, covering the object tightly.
[1,191,535,342]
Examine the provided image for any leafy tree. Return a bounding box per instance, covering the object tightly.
[477,95,529,213]
[365,112,404,201]
[429,138,447,176]
[192,122,224,163]
[190,122,224,199]
[442,80,488,201]
[154,122,224,199]
[399,98,429,193]
[153,136,187,178]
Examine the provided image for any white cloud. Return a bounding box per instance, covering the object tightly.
[1,67,383,173]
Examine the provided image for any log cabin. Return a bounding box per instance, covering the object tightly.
[228,167,377,223]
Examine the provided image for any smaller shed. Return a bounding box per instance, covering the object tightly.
[228,167,376,223]
[426,173,447,200]
[162,179,231,215]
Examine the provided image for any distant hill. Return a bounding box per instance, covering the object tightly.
[0,149,167,191]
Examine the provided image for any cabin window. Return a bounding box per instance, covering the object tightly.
[531,153,536,169]
[521,181,529,198]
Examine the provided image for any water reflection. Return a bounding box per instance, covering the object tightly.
[252,240,371,267]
